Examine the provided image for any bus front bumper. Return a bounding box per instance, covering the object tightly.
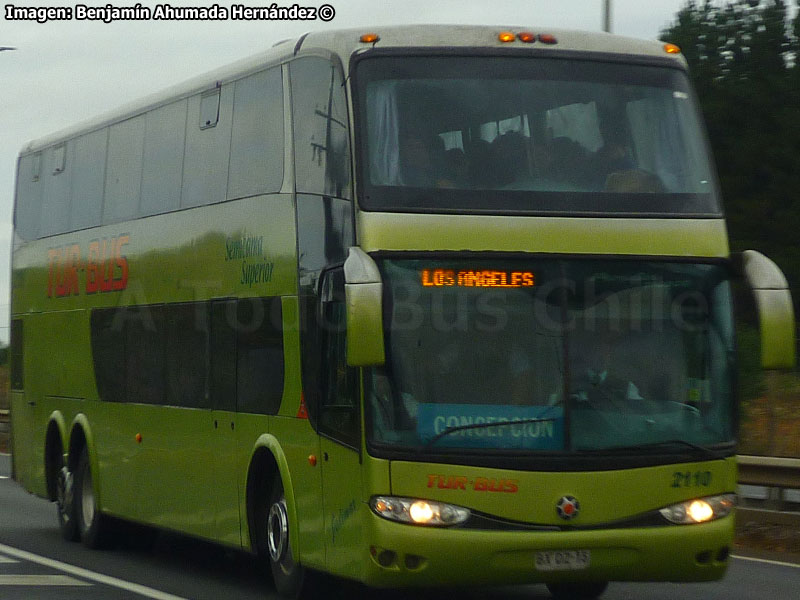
[360,511,733,588]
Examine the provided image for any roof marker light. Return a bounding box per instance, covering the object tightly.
[498,31,516,43]
[360,33,380,44]
[538,33,558,45]
[517,32,536,43]
[664,43,681,54]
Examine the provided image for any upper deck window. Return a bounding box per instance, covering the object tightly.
[354,55,720,216]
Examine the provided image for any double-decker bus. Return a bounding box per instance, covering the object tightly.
[9,26,796,599]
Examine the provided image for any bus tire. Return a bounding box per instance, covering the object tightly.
[261,475,316,599]
[56,465,79,542]
[546,581,608,599]
[74,446,111,549]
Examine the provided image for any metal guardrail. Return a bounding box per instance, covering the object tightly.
[738,455,800,489]
[737,455,800,529]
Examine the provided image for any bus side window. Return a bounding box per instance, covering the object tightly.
[290,56,352,199]
[235,297,284,415]
[182,84,234,209]
[40,143,72,236]
[103,116,145,224]
[125,305,166,405]
[10,320,24,391]
[209,298,285,415]
[210,301,237,413]
[319,269,359,446]
[140,100,186,217]
[228,66,284,200]
[70,129,106,231]
[165,303,210,409]
[14,152,44,240]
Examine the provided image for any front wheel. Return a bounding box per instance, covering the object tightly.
[74,447,111,549]
[547,581,609,599]
[258,476,316,599]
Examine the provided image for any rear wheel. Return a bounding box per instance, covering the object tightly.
[56,464,78,542]
[546,581,609,599]
[74,447,111,549]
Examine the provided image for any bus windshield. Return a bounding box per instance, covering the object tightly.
[366,258,735,457]
[355,55,720,215]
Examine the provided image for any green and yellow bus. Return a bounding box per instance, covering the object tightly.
[10,25,796,599]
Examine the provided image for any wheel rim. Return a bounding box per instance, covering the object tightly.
[267,498,289,563]
[57,467,73,524]
[81,461,95,527]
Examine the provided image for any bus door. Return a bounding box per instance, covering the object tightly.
[318,270,363,574]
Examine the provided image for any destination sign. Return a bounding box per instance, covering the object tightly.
[417,403,563,450]
[420,268,535,288]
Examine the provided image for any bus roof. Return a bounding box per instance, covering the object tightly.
[20,24,684,156]
[302,24,683,64]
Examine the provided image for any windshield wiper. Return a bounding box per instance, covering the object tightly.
[421,418,558,452]
[577,440,727,460]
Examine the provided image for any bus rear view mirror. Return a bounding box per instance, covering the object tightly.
[344,247,386,367]
[738,250,796,370]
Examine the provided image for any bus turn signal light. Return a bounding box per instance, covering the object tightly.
[664,43,681,54]
[360,33,380,43]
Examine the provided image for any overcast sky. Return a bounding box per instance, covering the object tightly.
[0,0,689,343]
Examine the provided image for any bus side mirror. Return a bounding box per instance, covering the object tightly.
[343,247,386,367]
[737,250,796,369]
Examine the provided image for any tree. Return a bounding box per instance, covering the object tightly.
[661,1,800,315]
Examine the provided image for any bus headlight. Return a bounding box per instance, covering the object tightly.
[370,496,470,526]
[659,493,736,524]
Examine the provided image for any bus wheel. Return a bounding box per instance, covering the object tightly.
[546,581,609,599]
[262,476,315,599]
[56,465,79,542]
[74,447,110,549]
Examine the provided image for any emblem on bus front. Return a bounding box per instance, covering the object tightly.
[556,496,580,520]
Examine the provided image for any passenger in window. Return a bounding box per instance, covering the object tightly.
[442,148,468,188]
[369,372,416,441]
[569,333,644,409]
[490,131,528,188]
[604,168,666,193]
[591,132,660,191]
[549,137,589,188]
[399,126,447,188]
[467,139,494,188]
[507,343,537,405]
[594,138,634,176]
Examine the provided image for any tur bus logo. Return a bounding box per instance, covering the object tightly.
[46,234,130,298]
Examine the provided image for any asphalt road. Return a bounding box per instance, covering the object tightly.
[1,452,799,600]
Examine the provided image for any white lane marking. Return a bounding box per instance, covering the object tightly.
[0,555,20,563]
[0,476,8,480]
[0,543,190,600]
[0,574,91,586]
[732,554,800,569]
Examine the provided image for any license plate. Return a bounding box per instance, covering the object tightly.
[535,550,591,571]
